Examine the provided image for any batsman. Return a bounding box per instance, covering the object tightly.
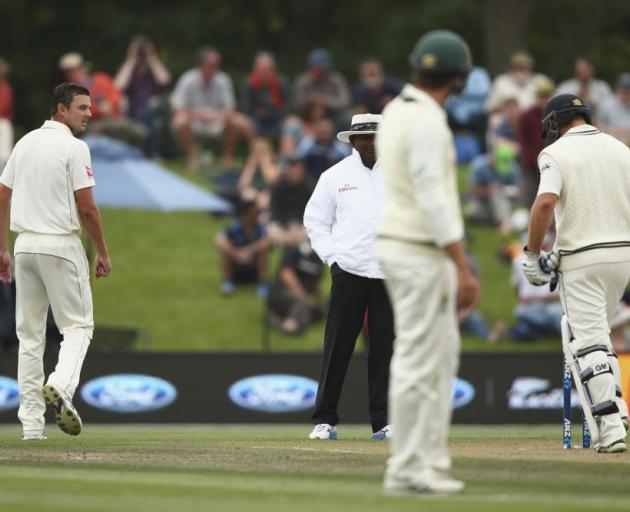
[523,93,630,453]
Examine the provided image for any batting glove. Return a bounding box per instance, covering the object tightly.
[522,248,558,286]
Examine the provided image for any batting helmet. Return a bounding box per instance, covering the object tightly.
[541,94,592,142]
[408,30,471,76]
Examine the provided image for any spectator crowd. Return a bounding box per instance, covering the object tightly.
[2,41,630,346]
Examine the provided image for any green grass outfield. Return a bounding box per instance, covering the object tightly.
[0,424,628,512]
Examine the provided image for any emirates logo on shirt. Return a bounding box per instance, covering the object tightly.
[86,165,94,178]
[339,184,358,193]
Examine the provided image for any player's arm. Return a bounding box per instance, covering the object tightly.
[303,173,336,266]
[75,187,111,278]
[0,183,12,283]
[526,153,561,254]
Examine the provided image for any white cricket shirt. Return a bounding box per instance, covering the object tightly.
[537,124,630,270]
[376,84,464,250]
[303,149,385,279]
[0,120,95,236]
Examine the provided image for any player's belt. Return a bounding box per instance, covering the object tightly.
[559,241,630,257]
[377,234,438,248]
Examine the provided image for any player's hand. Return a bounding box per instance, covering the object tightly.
[456,268,480,312]
[0,251,12,283]
[522,249,556,286]
[95,253,111,278]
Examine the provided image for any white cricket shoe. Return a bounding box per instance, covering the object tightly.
[309,423,337,440]
[43,384,82,436]
[22,430,47,441]
[384,472,465,496]
[371,425,392,440]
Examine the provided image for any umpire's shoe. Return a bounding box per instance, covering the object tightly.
[43,384,82,436]
[309,424,337,440]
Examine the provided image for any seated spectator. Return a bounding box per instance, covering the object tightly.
[486,51,548,112]
[171,47,254,171]
[597,73,630,146]
[242,51,289,140]
[215,198,270,297]
[115,35,172,158]
[487,97,520,152]
[353,58,401,114]
[268,155,314,246]
[555,57,612,115]
[517,77,554,208]
[465,143,519,232]
[458,251,507,343]
[59,52,147,147]
[297,118,350,182]
[0,58,13,169]
[510,237,563,341]
[267,237,323,335]
[238,137,280,211]
[279,100,328,156]
[446,65,491,158]
[293,48,351,126]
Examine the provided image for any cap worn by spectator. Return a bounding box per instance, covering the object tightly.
[58,52,90,71]
[534,76,555,96]
[617,73,630,90]
[308,49,331,71]
[510,51,534,69]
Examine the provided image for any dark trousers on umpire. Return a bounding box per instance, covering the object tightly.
[312,264,394,432]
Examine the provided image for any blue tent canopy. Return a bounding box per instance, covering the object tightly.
[85,136,232,214]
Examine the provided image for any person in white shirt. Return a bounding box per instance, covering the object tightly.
[377,30,479,496]
[523,93,630,453]
[303,113,393,441]
[0,83,111,440]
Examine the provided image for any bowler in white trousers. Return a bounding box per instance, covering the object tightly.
[0,82,111,440]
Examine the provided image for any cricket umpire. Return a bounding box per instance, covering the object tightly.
[304,113,394,441]
[377,31,479,495]
[0,83,111,440]
[523,93,630,453]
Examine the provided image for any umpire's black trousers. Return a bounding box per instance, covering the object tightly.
[312,263,394,432]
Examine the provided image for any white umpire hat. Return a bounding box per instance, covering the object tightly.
[337,113,382,143]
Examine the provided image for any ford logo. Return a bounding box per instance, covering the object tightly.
[452,378,475,409]
[80,374,177,413]
[228,374,318,413]
[0,376,20,412]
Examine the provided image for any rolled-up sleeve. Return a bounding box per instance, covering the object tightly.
[303,173,336,266]
[405,117,463,247]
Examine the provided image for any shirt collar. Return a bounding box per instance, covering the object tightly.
[351,148,380,171]
[42,120,73,135]
[400,83,445,117]
[565,124,600,136]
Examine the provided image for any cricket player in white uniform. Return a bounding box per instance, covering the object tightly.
[376,31,479,495]
[0,82,111,440]
[523,93,630,453]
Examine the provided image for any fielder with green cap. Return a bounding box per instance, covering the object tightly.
[376,29,480,496]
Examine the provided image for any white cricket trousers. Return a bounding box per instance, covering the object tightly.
[15,233,93,433]
[378,243,459,487]
[558,260,630,443]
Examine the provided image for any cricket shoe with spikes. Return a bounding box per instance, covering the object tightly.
[596,439,627,454]
[43,384,82,436]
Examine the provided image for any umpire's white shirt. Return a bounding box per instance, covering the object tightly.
[304,149,385,279]
[0,120,95,237]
